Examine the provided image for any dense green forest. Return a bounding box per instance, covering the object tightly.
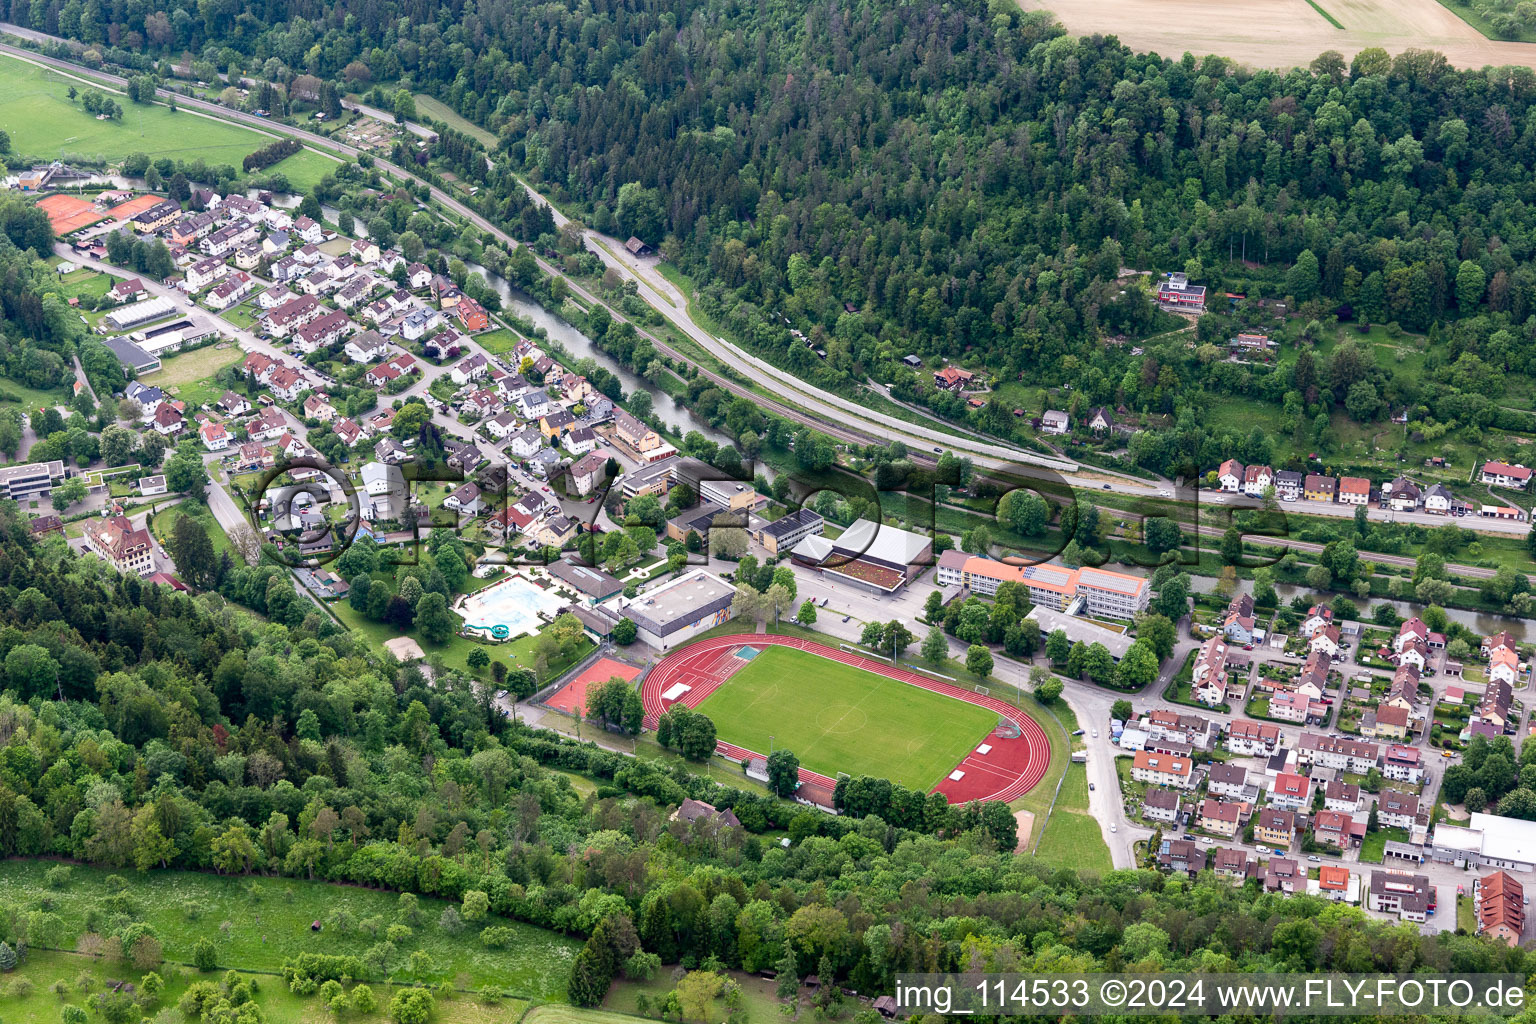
[0,507,1532,1013]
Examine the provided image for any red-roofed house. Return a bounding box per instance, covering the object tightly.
[1482,461,1533,490]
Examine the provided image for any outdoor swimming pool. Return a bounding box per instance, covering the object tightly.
[455,574,568,639]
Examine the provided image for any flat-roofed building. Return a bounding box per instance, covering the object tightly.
[0,460,67,501]
[619,569,735,649]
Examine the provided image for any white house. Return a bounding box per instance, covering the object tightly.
[1243,464,1273,497]
[199,421,231,451]
[1218,459,1244,492]
[1040,410,1070,435]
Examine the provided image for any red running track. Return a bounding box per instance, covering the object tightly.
[641,632,1050,804]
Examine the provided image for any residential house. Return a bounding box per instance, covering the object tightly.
[1213,848,1255,882]
[570,450,612,497]
[540,409,575,439]
[1368,871,1432,922]
[1269,772,1312,812]
[452,296,490,332]
[1382,476,1421,511]
[563,425,599,456]
[217,391,252,417]
[1317,864,1354,902]
[462,389,500,419]
[1208,763,1249,799]
[534,514,577,547]
[1274,470,1303,501]
[1382,744,1424,784]
[82,515,155,576]
[1217,458,1244,492]
[349,238,381,264]
[257,284,297,310]
[1324,780,1362,814]
[268,365,307,402]
[406,262,432,289]
[199,421,231,450]
[516,389,553,421]
[445,441,484,473]
[1303,474,1337,502]
[365,353,420,387]
[1338,476,1371,505]
[1191,635,1232,707]
[1243,464,1273,497]
[400,308,443,341]
[206,271,255,310]
[1269,689,1323,724]
[152,403,184,436]
[1040,409,1070,435]
[1143,788,1183,824]
[1478,871,1525,946]
[262,295,324,338]
[1489,646,1522,687]
[1156,839,1206,877]
[1296,734,1379,774]
[507,429,545,459]
[293,309,353,354]
[1265,857,1302,893]
[1424,483,1454,514]
[302,393,337,422]
[1362,703,1411,741]
[185,256,228,291]
[1313,810,1360,849]
[443,482,482,515]
[1481,461,1533,490]
[1378,791,1421,830]
[1227,719,1283,757]
[613,409,661,454]
[344,330,392,364]
[1220,594,1258,647]
[292,216,324,244]
[1299,604,1334,638]
[1088,407,1116,434]
[1156,272,1207,310]
[107,277,146,303]
[1198,798,1244,838]
[125,381,165,419]
[933,366,975,391]
[1254,809,1296,848]
[450,354,490,385]
[1131,750,1194,790]
[247,407,287,441]
[1141,710,1217,750]
[1484,630,1520,659]
[1310,624,1342,658]
[334,418,362,447]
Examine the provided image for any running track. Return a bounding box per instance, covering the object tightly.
[641,632,1050,804]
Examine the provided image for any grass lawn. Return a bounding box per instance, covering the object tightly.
[151,500,232,559]
[264,146,344,192]
[412,93,497,147]
[0,52,269,164]
[604,969,782,1023]
[52,267,112,304]
[153,344,244,409]
[1358,826,1411,863]
[692,644,997,790]
[219,302,260,330]
[474,328,523,355]
[0,860,578,998]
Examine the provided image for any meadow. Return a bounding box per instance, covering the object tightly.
[0,860,579,999]
[693,645,997,789]
[152,344,244,409]
[0,53,268,164]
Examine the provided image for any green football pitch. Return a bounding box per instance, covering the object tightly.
[693,646,998,789]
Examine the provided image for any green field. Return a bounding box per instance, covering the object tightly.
[412,93,497,147]
[264,146,344,191]
[693,645,997,789]
[0,52,269,164]
[153,343,244,408]
[0,860,577,999]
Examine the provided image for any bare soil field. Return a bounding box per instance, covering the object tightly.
[1021,0,1536,70]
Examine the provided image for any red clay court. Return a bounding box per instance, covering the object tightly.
[641,632,1050,806]
[546,656,642,714]
[37,193,105,235]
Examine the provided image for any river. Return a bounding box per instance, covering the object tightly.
[465,262,735,448]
